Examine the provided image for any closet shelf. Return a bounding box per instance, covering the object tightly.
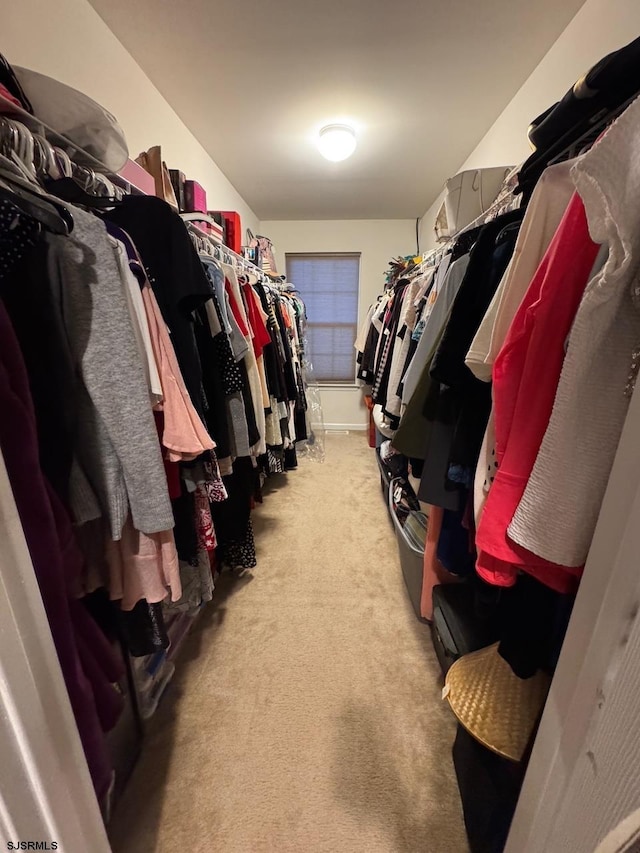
[0,92,144,194]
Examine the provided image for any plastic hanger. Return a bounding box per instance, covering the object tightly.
[0,155,72,235]
[0,179,72,235]
[44,176,120,209]
[184,217,266,284]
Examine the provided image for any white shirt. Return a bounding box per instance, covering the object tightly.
[466,159,576,382]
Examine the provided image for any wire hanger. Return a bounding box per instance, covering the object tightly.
[183,215,268,284]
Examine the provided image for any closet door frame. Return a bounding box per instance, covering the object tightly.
[0,451,110,852]
[506,381,640,852]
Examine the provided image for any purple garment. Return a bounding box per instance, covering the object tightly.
[0,300,122,802]
[103,220,146,287]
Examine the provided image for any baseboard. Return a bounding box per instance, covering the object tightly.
[319,423,367,431]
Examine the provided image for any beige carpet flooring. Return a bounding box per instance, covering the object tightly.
[109,432,468,853]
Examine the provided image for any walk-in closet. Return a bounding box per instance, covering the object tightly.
[3,3,640,852]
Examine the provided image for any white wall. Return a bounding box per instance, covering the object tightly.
[3,0,260,234]
[419,0,640,250]
[262,219,416,429]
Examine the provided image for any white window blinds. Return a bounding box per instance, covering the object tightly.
[286,253,360,383]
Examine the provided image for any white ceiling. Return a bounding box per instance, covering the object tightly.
[88,0,584,221]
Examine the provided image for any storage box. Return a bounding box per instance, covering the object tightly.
[184,180,207,213]
[211,211,242,253]
[376,450,407,511]
[431,582,501,675]
[389,477,429,623]
[118,159,156,196]
[168,169,186,210]
[138,660,175,720]
[199,219,224,244]
[221,210,242,253]
[207,211,227,244]
[376,448,393,509]
[434,166,511,241]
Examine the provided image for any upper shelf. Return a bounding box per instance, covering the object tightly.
[0,91,153,194]
[0,91,117,172]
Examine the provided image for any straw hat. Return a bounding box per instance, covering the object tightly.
[444,643,551,762]
[594,807,640,853]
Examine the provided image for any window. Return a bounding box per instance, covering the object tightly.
[286,253,360,383]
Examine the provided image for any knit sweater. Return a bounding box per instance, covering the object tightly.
[48,205,173,540]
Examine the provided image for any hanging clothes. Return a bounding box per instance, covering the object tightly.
[474,193,600,593]
[48,204,174,540]
[508,96,640,568]
[0,298,122,802]
[141,282,215,462]
[392,253,473,460]
[423,209,524,489]
[465,159,577,383]
[383,278,423,422]
[0,66,318,813]
[105,195,213,419]
[467,160,576,525]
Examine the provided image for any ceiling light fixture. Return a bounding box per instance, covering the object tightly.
[317,124,357,162]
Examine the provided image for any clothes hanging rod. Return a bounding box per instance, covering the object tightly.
[181,215,289,289]
[182,215,268,280]
[180,211,224,232]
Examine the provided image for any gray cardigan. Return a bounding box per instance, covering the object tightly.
[48,206,174,540]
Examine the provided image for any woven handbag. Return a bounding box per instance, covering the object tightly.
[246,229,278,274]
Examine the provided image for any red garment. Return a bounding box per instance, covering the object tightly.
[208,549,218,574]
[225,277,250,337]
[244,284,272,357]
[0,82,22,109]
[475,194,599,593]
[194,484,217,552]
[164,460,181,500]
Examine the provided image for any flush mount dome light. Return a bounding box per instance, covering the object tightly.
[317,124,357,161]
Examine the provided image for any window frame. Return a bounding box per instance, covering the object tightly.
[285,251,361,386]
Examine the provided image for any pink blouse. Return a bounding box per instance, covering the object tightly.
[141,284,215,462]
